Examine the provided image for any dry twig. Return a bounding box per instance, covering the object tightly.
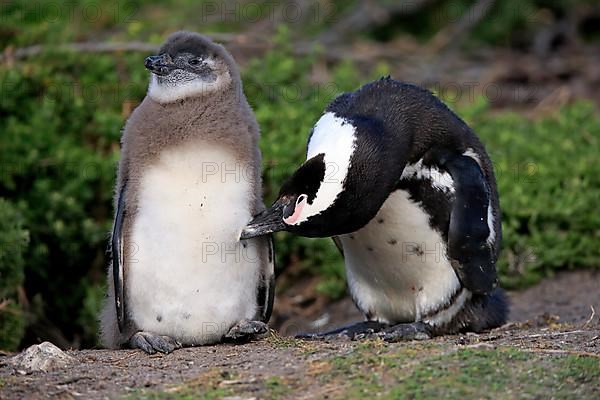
[429,0,496,52]
[507,330,592,341]
[0,33,237,63]
[318,0,439,44]
[0,299,11,312]
[582,305,596,328]
[519,348,600,358]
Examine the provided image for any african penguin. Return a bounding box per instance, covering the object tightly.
[100,31,275,353]
[241,77,507,341]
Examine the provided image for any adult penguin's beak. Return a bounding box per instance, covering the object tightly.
[240,200,290,240]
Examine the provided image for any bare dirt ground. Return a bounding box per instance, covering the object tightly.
[1,270,599,399]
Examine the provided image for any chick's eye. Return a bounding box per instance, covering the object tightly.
[189,58,201,66]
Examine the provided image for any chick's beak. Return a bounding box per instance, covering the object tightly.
[144,53,174,76]
[240,201,289,240]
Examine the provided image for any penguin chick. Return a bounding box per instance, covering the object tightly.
[241,77,507,341]
[100,31,274,354]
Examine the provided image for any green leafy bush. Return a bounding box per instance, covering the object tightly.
[242,29,347,298]
[0,199,29,351]
[247,37,600,292]
[469,101,600,287]
[0,52,134,348]
[243,27,391,298]
[0,17,599,349]
[366,0,598,47]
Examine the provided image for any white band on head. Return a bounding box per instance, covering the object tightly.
[287,112,357,225]
[147,71,231,104]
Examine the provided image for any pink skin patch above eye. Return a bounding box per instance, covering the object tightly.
[283,196,307,225]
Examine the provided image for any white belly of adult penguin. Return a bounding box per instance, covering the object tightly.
[100,31,274,353]
[241,77,507,341]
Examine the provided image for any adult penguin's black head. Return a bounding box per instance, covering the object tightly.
[144,31,239,103]
[241,152,331,239]
[240,110,400,240]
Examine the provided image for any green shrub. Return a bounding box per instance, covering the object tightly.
[243,29,341,296]
[0,199,29,351]
[246,30,600,293]
[248,39,600,292]
[1,15,599,349]
[0,52,138,348]
[366,0,596,47]
[242,27,391,298]
[469,101,600,287]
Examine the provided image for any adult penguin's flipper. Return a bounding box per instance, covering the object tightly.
[332,236,344,256]
[443,154,497,295]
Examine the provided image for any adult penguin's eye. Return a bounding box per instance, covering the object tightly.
[189,58,200,66]
[296,194,307,206]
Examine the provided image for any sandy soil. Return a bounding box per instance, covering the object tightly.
[1,270,598,400]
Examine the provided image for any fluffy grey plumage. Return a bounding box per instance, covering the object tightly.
[100,31,273,352]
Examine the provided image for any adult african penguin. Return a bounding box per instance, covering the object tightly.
[100,31,274,353]
[241,77,507,340]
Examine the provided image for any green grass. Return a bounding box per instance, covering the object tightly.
[127,369,237,400]
[388,348,598,399]
[469,101,600,288]
[132,342,600,399]
[264,376,292,400]
[128,369,292,400]
[321,342,600,399]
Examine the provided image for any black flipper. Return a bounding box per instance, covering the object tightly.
[254,235,275,323]
[441,154,497,294]
[331,236,344,256]
[112,184,126,332]
[226,235,274,343]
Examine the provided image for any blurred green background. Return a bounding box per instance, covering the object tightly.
[1,0,599,350]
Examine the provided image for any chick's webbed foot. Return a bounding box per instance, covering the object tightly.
[129,331,181,354]
[225,319,268,342]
